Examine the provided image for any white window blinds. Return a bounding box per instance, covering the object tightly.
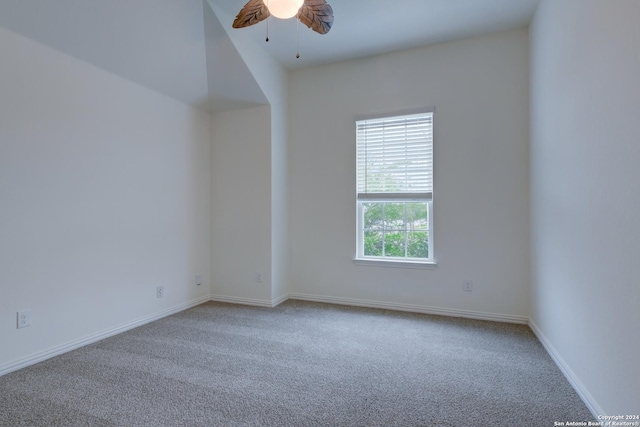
[356,112,433,201]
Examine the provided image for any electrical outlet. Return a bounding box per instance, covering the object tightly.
[255,272,263,283]
[156,286,164,299]
[463,280,473,292]
[195,275,202,286]
[17,310,31,329]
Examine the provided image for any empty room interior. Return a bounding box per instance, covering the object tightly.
[0,0,638,424]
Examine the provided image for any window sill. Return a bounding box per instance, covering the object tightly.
[353,258,438,270]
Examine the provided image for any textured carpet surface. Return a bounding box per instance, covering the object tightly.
[0,300,594,426]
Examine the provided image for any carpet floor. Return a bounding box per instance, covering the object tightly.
[0,300,594,426]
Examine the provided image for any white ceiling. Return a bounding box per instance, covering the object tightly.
[216,0,539,69]
[0,0,538,112]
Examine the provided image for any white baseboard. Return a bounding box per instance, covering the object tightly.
[271,293,289,307]
[288,293,529,324]
[528,319,603,419]
[0,295,210,377]
[209,294,285,308]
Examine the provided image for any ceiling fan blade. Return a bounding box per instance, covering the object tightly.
[298,0,334,35]
[233,0,270,29]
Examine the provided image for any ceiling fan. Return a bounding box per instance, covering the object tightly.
[232,0,334,35]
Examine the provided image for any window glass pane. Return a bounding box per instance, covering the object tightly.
[364,230,383,256]
[384,231,406,258]
[361,201,430,259]
[363,203,383,230]
[383,203,405,230]
[407,231,429,259]
[406,202,428,231]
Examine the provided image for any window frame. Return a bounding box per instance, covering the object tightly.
[354,108,436,268]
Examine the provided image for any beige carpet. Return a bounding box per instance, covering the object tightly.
[0,300,594,426]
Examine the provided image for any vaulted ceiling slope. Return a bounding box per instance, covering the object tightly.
[0,0,538,113]
[0,0,211,110]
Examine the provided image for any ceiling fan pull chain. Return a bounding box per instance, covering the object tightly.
[296,18,300,58]
[265,0,270,42]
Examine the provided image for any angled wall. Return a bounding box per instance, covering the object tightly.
[530,0,640,415]
[203,3,268,112]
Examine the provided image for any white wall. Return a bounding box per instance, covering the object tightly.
[207,0,289,304]
[0,26,211,371]
[530,0,640,414]
[270,102,289,303]
[288,29,530,320]
[209,102,288,306]
[210,105,273,304]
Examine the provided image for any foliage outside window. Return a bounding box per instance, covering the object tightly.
[356,111,434,263]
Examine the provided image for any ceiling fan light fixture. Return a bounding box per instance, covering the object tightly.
[233,0,334,39]
[266,0,303,19]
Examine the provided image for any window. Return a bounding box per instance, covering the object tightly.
[355,110,434,264]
